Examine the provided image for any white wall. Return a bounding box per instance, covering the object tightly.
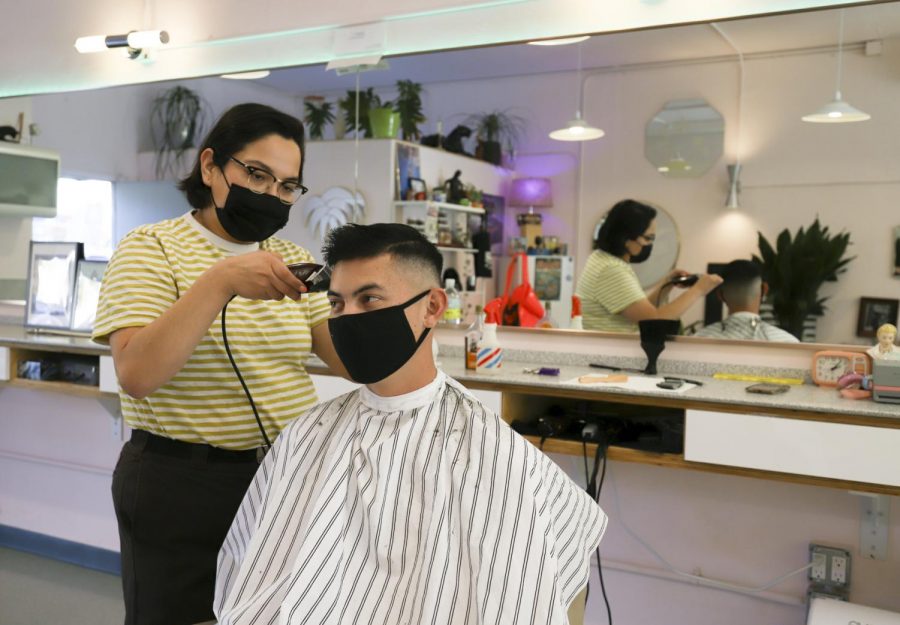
[0,0,866,98]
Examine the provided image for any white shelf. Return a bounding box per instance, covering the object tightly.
[393,201,486,215]
[437,246,477,253]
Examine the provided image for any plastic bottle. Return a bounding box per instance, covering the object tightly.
[537,302,556,328]
[443,278,462,325]
[464,305,484,370]
[570,295,584,330]
[476,310,503,373]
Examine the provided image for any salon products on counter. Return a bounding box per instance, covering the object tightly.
[475,312,502,373]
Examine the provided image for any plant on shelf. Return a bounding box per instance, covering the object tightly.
[393,80,426,141]
[465,109,526,166]
[752,218,854,341]
[150,85,210,179]
[339,88,399,138]
[303,96,335,140]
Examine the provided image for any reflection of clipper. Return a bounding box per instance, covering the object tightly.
[286,262,331,292]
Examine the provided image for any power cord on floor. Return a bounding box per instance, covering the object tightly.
[607,465,813,594]
[582,425,613,625]
[222,297,272,457]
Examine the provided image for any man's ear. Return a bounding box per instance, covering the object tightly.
[423,288,447,328]
[761,282,770,299]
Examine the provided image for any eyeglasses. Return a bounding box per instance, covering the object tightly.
[228,156,309,205]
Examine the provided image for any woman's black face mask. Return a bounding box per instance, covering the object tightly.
[215,180,290,243]
[328,290,433,384]
[630,242,653,264]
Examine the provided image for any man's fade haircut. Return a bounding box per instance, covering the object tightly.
[323,223,443,286]
[720,259,764,306]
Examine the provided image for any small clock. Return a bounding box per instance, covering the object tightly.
[811,351,871,387]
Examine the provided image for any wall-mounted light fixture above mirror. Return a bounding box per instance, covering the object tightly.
[645,98,724,178]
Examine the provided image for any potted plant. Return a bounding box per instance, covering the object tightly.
[465,109,526,165]
[369,93,399,139]
[303,96,335,140]
[753,218,855,340]
[150,85,210,179]
[393,80,426,141]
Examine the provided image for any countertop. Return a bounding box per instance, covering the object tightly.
[0,323,109,356]
[434,359,900,424]
[3,323,898,425]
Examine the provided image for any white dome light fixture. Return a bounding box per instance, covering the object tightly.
[802,10,870,124]
[549,39,604,142]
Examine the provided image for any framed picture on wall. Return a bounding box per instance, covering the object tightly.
[893,225,900,277]
[856,297,899,338]
[25,241,83,331]
[395,143,421,200]
[70,259,107,333]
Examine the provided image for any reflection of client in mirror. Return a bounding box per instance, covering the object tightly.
[694,260,798,343]
[575,199,722,333]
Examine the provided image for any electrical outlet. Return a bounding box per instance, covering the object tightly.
[831,555,848,584]
[810,552,827,582]
[809,544,851,597]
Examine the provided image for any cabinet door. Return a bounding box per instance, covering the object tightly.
[685,409,900,486]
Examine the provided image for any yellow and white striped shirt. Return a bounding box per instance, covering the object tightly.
[575,250,647,333]
[93,213,330,450]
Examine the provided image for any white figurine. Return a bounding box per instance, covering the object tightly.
[867,323,900,360]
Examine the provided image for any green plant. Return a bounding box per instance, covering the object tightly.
[150,85,210,179]
[752,218,855,340]
[339,88,389,138]
[303,98,335,140]
[393,80,426,141]
[464,109,526,165]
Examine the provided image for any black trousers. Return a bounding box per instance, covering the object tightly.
[111,430,260,625]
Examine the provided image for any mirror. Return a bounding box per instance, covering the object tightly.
[5,1,900,351]
[645,98,724,178]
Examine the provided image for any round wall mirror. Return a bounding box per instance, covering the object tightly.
[593,203,680,288]
[645,98,724,178]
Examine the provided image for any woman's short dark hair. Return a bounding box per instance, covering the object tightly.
[594,199,658,256]
[178,103,306,209]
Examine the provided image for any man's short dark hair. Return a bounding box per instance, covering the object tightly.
[178,103,306,209]
[720,259,764,306]
[594,199,657,256]
[721,259,762,285]
[323,223,443,285]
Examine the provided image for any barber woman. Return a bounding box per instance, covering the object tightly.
[93,103,345,625]
[575,199,722,333]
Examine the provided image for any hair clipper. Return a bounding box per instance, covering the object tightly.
[286,262,331,292]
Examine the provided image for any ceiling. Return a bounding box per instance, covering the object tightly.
[255,2,900,95]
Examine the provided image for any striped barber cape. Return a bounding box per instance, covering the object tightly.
[214,371,607,625]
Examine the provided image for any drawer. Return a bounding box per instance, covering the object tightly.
[685,409,900,487]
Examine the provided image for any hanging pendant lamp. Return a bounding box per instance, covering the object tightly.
[802,9,870,123]
[549,39,604,142]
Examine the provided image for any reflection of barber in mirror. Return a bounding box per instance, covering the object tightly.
[575,199,722,333]
[694,260,799,343]
[868,323,900,360]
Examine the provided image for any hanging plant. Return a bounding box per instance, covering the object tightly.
[394,80,426,141]
[150,85,210,179]
[303,97,335,140]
